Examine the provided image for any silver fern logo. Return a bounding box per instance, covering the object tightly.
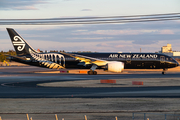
[29,49,65,69]
[13,36,25,51]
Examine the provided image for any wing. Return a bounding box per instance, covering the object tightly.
[5,54,27,60]
[61,52,109,66]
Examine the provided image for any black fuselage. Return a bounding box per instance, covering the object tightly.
[11,52,179,70]
[6,28,179,72]
[64,52,178,69]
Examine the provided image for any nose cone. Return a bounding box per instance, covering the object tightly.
[176,61,179,67]
[173,59,179,67]
[169,58,179,68]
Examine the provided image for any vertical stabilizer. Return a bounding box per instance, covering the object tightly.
[6,28,38,56]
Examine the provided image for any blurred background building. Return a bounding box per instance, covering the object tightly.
[159,44,180,58]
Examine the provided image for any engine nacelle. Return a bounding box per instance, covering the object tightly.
[106,61,124,72]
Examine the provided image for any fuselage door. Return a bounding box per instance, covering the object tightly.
[126,57,131,64]
[160,56,165,63]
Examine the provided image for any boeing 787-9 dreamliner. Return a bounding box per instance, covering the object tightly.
[6,28,179,75]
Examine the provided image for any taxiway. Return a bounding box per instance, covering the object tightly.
[0,66,180,98]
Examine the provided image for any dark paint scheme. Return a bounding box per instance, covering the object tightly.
[6,28,179,71]
[10,52,179,70]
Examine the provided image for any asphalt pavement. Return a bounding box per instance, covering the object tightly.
[0,66,180,98]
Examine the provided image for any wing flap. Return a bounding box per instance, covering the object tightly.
[62,52,108,66]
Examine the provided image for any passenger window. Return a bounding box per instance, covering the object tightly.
[166,58,168,60]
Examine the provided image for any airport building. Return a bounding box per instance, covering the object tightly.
[159,44,180,58]
[161,44,172,53]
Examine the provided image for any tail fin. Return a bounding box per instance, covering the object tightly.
[6,28,38,56]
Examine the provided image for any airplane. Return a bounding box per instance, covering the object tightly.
[6,28,179,75]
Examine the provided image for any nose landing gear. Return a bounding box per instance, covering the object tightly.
[162,68,167,75]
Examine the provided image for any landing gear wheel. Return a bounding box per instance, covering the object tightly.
[93,71,97,75]
[162,68,167,75]
[88,71,97,75]
[88,71,93,75]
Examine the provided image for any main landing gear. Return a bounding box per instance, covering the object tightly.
[88,70,97,75]
[88,64,98,75]
[162,68,167,75]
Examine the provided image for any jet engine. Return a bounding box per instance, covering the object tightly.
[106,61,124,72]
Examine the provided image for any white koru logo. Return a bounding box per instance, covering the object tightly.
[13,36,25,51]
